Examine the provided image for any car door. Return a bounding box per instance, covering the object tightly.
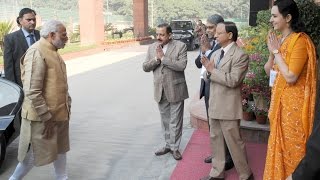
[0,77,24,168]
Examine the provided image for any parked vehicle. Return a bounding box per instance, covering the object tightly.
[0,77,23,168]
[111,24,134,38]
[170,20,198,51]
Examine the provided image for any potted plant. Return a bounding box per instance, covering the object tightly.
[242,98,255,121]
[241,83,254,121]
[252,106,268,124]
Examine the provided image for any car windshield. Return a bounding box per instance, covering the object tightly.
[171,21,193,30]
[0,80,20,116]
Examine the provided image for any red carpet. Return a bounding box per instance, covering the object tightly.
[171,130,267,180]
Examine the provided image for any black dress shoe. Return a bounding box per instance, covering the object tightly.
[155,147,171,156]
[204,156,233,170]
[200,176,224,180]
[204,155,212,163]
[172,150,182,160]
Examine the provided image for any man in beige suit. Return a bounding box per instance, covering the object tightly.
[143,23,189,160]
[200,22,253,180]
[9,20,70,180]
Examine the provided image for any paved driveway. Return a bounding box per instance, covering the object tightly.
[0,45,201,180]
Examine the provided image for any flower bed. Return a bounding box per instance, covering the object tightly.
[240,10,271,123]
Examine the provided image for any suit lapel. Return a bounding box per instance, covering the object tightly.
[212,43,221,52]
[35,30,40,41]
[164,40,175,56]
[18,29,29,50]
[219,44,237,68]
[213,49,221,65]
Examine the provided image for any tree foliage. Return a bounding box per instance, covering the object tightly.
[296,0,320,49]
[208,0,249,20]
[103,0,249,24]
[18,0,78,11]
[104,0,133,16]
[152,0,249,24]
[154,0,203,23]
[3,0,250,26]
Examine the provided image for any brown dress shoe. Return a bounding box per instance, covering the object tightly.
[200,176,224,180]
[172,150,182,160]
[204,155,212,163]
[155,147,171,156]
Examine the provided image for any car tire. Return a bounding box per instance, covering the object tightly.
[0,134,6,169]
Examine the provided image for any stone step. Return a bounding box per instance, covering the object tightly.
[189,94,270,143]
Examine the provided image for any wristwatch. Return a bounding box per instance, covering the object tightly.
[272,49,279,54]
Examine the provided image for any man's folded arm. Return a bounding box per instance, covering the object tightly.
[23,49,52,121]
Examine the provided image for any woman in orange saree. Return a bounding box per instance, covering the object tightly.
[263,0,317,180]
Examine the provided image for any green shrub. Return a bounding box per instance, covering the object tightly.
[104,23,113,32]
[69,32,80,43]
[256,9,271,27]
[148,26,156,38]
[0,21,14,52]
[297,0,320,48]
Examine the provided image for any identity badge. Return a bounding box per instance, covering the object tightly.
[269,70,277,87]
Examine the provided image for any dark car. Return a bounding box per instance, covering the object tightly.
[170,20,198,51]
[0,77,23,168]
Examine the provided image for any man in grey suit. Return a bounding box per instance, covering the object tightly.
[4,8,40,87]
[200,22,253,180]
[143,23,189,160]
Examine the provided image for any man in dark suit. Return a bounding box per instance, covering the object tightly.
[195,14,234,170]
[143,23,189,160]
[4,8,40,87]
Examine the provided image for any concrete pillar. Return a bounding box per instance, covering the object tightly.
[78,0,104,45]
[133,0,148,37]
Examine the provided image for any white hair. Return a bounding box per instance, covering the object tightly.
[40,20,64,38]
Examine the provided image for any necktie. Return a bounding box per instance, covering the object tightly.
[211,40,216,50]
[28,34,35,46]
[216,50,224,67]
